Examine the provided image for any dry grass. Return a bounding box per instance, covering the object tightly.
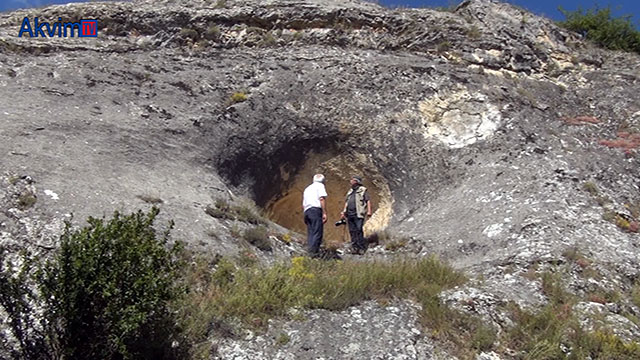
[204,199,266,225]
[17,191,37,209]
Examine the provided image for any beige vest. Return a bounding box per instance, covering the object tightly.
[345,186,368,218]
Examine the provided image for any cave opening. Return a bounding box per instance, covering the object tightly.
[218,138,392,245]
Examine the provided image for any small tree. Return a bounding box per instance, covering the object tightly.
[559,6,640,54]
[34,207,185,359]
[0,207,186,359]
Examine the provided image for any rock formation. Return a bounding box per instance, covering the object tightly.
[1,0,639,358]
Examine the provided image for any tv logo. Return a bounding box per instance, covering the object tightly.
[18,17,98,38]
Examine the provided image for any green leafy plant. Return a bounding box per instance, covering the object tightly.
[559,6,640,54]
[0,248,49,359]
[39,207,186,359]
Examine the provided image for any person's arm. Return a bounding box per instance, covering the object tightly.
[364,190,372,217]
[320,197,327,223]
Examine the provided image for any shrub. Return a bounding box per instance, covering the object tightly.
[38,207,186,359]
[8,175,19,185]
[204,200,265,225]
[582,181,599,196]
[17,191,36,210]
[213,0,227,9]
[471,322,497,352]
[559,6,640,54]
[229,91,248,104]
[562,245,591,269]
[204,24,221,40]
[384,239,407,251]
[0,248,49,359]
[243,226,272,251]
[232,204,264,225]
[179,28,199,41]
[631,284,640,309]
[261,32,277,46]
[436,41,451,53]
[540,271,574,306]
[466,26,481,39]
[368,230,409,251]
[205,205,233,220]
[275,332,290,346]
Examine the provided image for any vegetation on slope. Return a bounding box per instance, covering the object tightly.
[3,209,640,359]
[559,5,640,54]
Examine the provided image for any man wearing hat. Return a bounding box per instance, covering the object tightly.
[340,175,372,254]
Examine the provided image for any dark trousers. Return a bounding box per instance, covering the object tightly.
[304,207,323,255]
[347,216,365,250]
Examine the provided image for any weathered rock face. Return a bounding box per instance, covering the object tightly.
[213,300,450,360]
[1,0,640,358]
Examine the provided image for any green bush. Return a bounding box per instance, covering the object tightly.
[0,248,49,359]
[39,207,186,359]
[0,208,188,360]
[559,6,640,54]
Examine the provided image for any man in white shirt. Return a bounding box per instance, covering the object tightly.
[302,174,328,256]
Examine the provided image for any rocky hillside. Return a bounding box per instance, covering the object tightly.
[1,0,640,358]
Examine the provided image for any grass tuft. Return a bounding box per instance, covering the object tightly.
[17,191,37,209]
[243,226,272,251]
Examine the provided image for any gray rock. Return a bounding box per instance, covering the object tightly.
[213,300,452,360]
[1,0,640,357]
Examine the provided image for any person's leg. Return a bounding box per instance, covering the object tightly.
[347,216,359,251]
[307,208,323,255]
[354,217,365,251]
[304,209,313,252]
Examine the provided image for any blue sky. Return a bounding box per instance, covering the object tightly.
[1,0,638,28]
[380,0,639,26]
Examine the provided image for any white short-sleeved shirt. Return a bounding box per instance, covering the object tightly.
[302,182,327,212]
